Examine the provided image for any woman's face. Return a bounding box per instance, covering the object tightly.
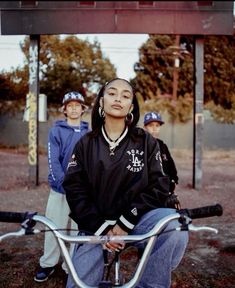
[100,79,134,119]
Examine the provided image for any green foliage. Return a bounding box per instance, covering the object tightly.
[0,73,12,100]
[132,34,194,122]
[140,93,193,123]
[205,96,235,124]
[1,32,234,123]
[133,32,235,123]
[204,35,235,109]
[132,35,194,99]
[0,68,28,101]
[0,68,28,114]
[21,35,117,105]
[0,35,116,111]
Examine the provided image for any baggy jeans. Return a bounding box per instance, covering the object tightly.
[66,208,189,288]
[39,189,77,270]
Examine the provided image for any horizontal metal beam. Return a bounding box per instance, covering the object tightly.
[0,1,233,35]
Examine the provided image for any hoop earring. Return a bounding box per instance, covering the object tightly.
[125,112,134,124]
[99,106,105,118]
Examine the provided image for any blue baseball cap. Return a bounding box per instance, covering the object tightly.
[144,112,164,126]
[62,91,85,106]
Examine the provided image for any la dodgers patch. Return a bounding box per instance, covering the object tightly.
[126,149,144,172]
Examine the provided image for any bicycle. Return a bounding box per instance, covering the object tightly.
[0,204,223,288]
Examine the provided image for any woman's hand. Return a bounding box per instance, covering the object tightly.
[105,224,127,252]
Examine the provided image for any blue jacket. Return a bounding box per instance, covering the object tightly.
[48,119,89,194]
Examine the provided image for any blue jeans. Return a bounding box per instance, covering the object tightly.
[66,208,189,288]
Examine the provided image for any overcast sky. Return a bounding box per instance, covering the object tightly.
[0,34,149,81]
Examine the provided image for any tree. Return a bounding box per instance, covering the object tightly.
[0,73,13,101]
[19,35,117,105]
[131,35,194,122]
[132,35,194,100]
[132,32,235,123]
[0,35,117,110]
[0,67,29,114]
[204,35,235,109]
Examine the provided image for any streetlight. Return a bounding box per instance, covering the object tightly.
[134,62,145,72]
[172,35,180,102]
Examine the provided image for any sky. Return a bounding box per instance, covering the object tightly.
[0,34,149,81]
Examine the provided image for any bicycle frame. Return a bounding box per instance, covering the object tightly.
[0,205,222,288]
[38,213,185,288]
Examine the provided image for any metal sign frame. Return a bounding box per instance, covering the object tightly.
[0,1,233,188]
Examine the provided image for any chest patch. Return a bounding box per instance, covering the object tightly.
[126,149,144,173]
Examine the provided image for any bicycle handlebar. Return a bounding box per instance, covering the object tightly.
[0,204,223,224]
[0,204,223,288]
[179,203,223,219]
[0,211,29,223]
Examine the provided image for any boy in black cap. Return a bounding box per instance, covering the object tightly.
[143,112,178,194]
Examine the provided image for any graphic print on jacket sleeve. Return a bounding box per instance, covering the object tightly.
[67,154,78,169]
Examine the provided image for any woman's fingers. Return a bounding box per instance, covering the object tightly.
[105,241,124,252]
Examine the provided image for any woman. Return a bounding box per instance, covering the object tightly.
[63,78,188,288]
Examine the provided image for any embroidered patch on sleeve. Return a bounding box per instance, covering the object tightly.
[155,151,166,175]
[131,207,138,216]
[67,154,77,169]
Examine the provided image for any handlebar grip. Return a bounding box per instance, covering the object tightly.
[180,204,223,219]
[0,211,29,223]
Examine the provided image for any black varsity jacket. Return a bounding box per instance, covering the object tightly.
[63,127,170,235]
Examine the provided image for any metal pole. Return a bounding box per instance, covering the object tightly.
[171,35,180,148]
[28,35,40,186]
[172,35,180,101]
[193,37,204,190]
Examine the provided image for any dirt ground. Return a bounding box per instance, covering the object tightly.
[0,148,235,288]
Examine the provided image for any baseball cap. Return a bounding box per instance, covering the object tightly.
[62,91,85,106]
[144,112,164,126]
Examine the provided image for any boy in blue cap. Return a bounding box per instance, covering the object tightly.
[34,92,90,282]
[143,112,179,194]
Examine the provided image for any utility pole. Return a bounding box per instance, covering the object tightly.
[193,37,204,190]
[172,35,180,101]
